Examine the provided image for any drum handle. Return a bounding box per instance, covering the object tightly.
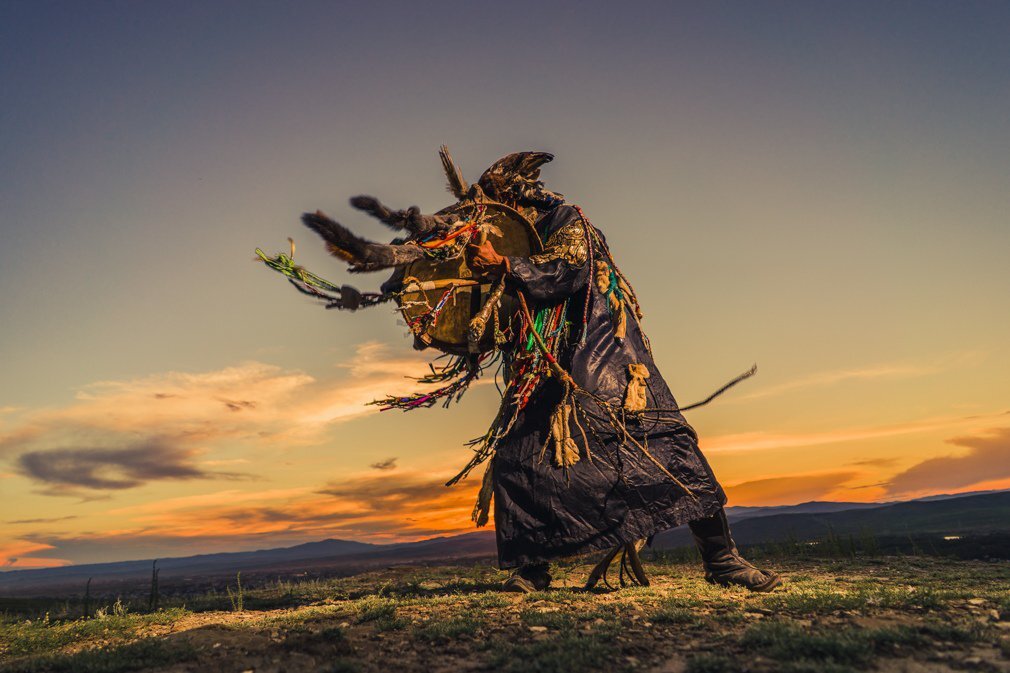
[401,278,485,293]
[468,275,506,353]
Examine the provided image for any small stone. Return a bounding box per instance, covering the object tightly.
[963,656,982,666]
[528,625,548,633]
[990,609,1001,621]
[967,598,986,606]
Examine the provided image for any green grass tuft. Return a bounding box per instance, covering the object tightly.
[413,615,481,641]
[520,608,577,630]
[0,609,189,659]
[0,638,196,673]
[685,653,739,673]
[651,605,701,625]
[352,597,407,631]
[488,631,625,673]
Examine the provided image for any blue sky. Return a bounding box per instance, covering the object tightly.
[2,1,1009,566]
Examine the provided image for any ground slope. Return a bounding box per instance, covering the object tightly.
[2,555,1009,673]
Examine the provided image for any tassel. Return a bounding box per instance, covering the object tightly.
[472,457,495,527]
[595,260,627,341]
[550,403,580,467]
[624,363,650,413]
[613,296,628,340]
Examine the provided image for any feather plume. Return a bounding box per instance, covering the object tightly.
[439,145,468,199]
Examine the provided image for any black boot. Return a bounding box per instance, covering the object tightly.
[689,508,781,592]
[502,562,552,593]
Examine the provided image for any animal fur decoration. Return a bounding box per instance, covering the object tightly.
[348,196,459,238]
[301,210,426,272]
[299,147,565,273]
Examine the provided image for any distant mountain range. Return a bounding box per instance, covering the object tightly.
[0,532,499,596]
[654,490,1010,549]
[2,489,1007,596]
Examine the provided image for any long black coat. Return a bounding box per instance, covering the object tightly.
[494,204,727,569]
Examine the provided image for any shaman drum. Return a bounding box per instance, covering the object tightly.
[396,201,542,356]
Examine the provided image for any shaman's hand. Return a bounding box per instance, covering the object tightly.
[466,239,510,277]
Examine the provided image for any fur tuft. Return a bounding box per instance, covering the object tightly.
[301,210,424,272]
[349,195,457,237]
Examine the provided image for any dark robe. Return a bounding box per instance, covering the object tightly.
[494,204,727,569]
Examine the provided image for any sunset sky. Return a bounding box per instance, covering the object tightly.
[2,1,1009,569]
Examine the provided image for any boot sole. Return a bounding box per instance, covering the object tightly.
[502,577,551,593]
[706,572,782,593]
[502,577,536,593]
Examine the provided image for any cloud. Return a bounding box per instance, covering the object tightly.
[724,471,860,507]
[0,540,67,569]
[703,410,1010,453]
[734,352,983,402]
[884,426,1010,497]
[17,442,245,492]
[848,457,898,468]
[118,471,477,541]
[370,457,398,470]
[11,470,483,566]
[0,343,441,494]
[5,515,79,525]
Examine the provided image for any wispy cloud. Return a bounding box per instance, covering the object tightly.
[703,410,1009,453]
[848,457,898,468]
[12,470,481,566]
[724,471,860,506]
[5,516,79,525]
[734,352,983,402]
[109,472,479,541]
[18,443,247,493]
[884,426,1010,497]
[0,343,439,495]
[370,457,398,470]
[0,540,67,570]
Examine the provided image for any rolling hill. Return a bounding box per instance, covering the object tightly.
[3,490,1007,596]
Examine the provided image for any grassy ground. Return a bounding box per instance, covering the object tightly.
[2,555,1009,673]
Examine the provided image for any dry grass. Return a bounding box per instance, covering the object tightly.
[2,555,1009,672]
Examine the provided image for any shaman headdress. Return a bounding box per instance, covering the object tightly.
[475,151,565,211]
